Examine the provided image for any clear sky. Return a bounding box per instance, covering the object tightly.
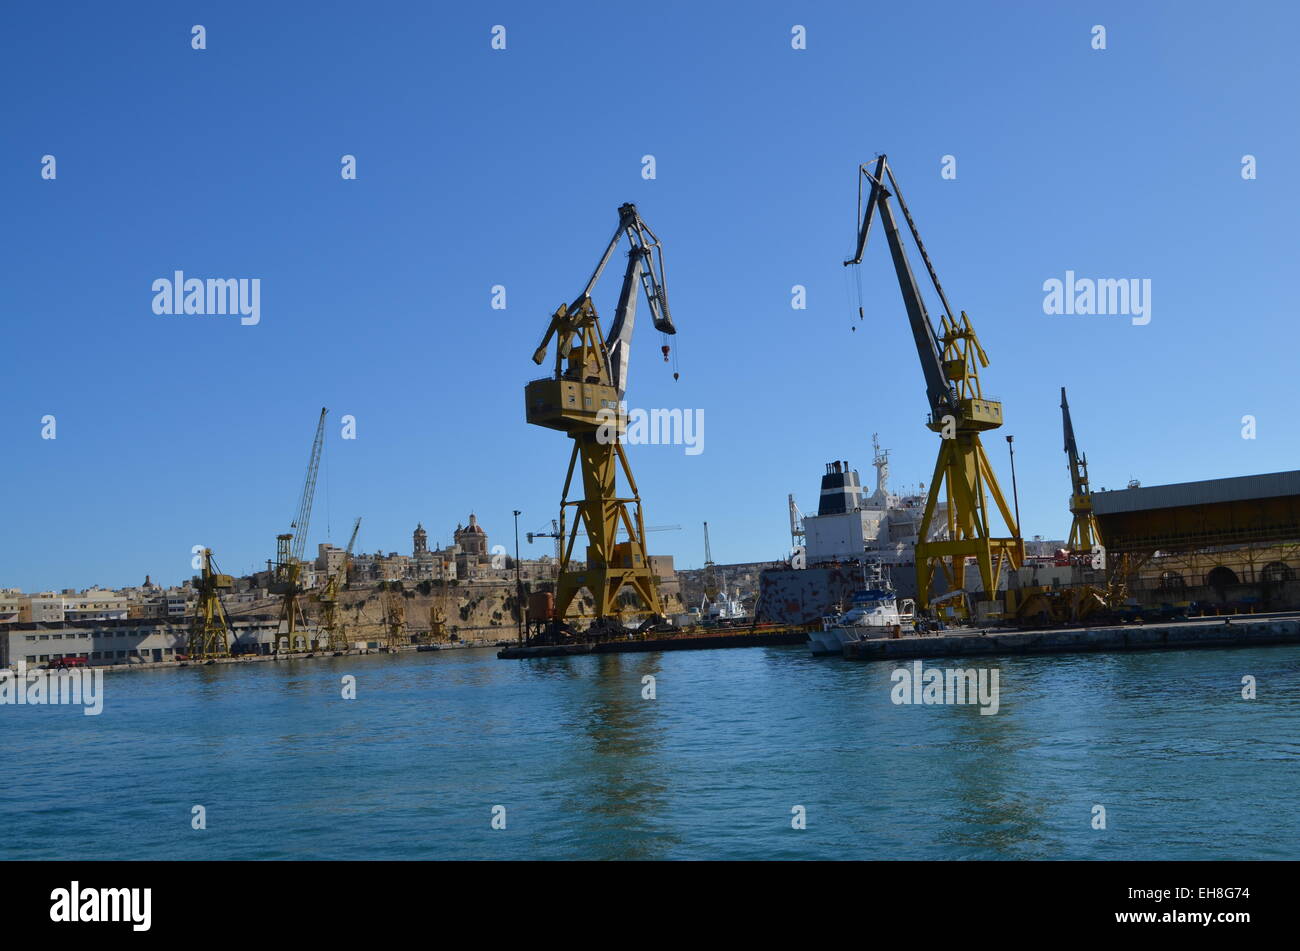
[2,1,1297,592]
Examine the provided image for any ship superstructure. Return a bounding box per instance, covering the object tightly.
[799,436,946,598]
[758,437,950,625]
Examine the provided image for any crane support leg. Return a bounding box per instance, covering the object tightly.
[275,559,312,652]
[553,431,663,624]
[915,431,1025,611]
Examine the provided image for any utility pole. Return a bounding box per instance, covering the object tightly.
[513,510,524,645]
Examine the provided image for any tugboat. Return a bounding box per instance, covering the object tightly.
[700,582,747,624]
[807,561,915,656]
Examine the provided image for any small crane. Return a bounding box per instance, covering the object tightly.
[188,548,234,659]
[317,516,361,652]
[1061,388,1100,554]
[702,521,719,600]
[382,585,408,651]
[271,407,327,651]
[787,495,805,552]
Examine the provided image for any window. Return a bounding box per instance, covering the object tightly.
[1158,571,1185,591]
[1205,566,1239,594]
[1261,561,1293,584]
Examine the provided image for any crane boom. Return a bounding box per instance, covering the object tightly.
[702,521,719,600]
[845,156,951,417]
[788,494,804,541]
[605,205,674,396]
[290,408,328,564]
[531,203,675,398]
[1061,387,1099,551]
[1061,387,1081,470]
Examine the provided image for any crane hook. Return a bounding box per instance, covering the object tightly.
[661,344,671,363]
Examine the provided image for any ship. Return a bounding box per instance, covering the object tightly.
[806,561,915,656]
[700,587,747,623]
[755,436,949,626]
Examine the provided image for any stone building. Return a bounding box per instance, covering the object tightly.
[454,514,494,581]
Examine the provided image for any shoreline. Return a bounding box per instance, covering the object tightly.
[843,615,1300,662]
[28,640,497,676]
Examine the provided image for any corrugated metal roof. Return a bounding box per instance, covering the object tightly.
[1092,470,1300,515]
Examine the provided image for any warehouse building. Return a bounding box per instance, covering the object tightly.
[1,617,282,668]
[1092,470,1300,609]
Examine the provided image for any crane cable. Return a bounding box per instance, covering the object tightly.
[662,330,680,380]
[842,262,865,332]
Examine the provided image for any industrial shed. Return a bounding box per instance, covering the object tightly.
[1092,471,1300,607]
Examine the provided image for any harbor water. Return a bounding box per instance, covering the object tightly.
[3,644,1297,860]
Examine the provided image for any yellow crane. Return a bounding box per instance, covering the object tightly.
[188,548,233,659]
[425,551,455,643]
[317,516,361,652]
[1060,387,1100,554]
[1006,388,1114,626]
[381,585,407,650]
[845,156,1023,615]
[525,202,678,641]
[270,407,327,652]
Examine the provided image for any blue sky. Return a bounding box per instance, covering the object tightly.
[2,1,1297,591]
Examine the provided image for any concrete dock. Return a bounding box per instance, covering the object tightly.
[497,627,809,658]
[842,615,1300,662]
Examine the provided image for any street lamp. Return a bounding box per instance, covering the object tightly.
[512,510,524,645]
[1006,435,1021,536]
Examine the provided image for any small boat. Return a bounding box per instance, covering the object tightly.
[807,561,915,656]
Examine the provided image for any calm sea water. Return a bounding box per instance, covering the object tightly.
[3,644,1297,860]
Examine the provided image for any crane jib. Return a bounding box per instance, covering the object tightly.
[288,408,328,566]
[850,156,951,417]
